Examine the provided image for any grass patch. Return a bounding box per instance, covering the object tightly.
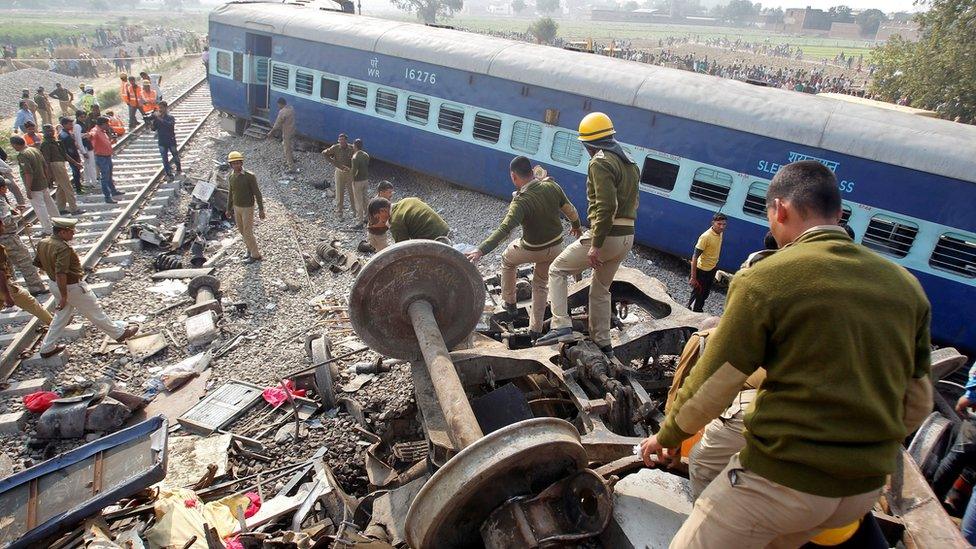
[97,89,121,110]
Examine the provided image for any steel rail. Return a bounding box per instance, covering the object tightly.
[0,75,213,380]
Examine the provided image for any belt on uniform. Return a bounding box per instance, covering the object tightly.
[611,217,635,226]
[96,154,112,158]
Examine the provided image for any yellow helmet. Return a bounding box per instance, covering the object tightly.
[577,112,615,142]
[809,520,860,546]
[227,151,244,162]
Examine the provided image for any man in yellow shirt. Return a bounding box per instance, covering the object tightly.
[688,213,726,312]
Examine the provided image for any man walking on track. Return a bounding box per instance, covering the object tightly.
[226,151,265,263]
[688,212,727,312]
[10,136,59,235]
[535,112,639,358]
[38,124,81,216]
[34,217,138,358]
[0,179,48,296]
[88,117,125,204]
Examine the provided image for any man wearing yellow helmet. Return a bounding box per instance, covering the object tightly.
[535,112,639,358]
[225,151,265,263]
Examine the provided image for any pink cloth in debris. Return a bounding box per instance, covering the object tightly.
[261,379,306,408]
[244,492,261,518]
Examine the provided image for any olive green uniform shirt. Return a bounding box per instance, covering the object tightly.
[39,136,67,163]
[658,227,932,497]
[33,234,83,282]
[389,197,449,243]
[323,144,353,170]
[34,93,51,112]
[478,177,581,255]
[586,150,639,248]
[17,146,49,191]
[227,170,264,211]
[351,150,369,182]
[0,245,14,282]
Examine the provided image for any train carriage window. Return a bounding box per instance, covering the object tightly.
[742,182,768,217]
[295,71,314,95]
[375,89,398,117]
[473,113,502,143]
[346,83,368,109]
[406,96,430,124]
[216,51,232,76]
[438,105,465,134]
[862,215,918,258]
[640,157,680,191]
[511,121,542,154]
[840,205,852,224]
[930,232,976,278]
[689,168,733,206]
[270,64,290,90]
[551,131,583,166]
[320,78,340,101]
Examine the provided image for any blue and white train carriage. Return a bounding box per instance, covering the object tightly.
[208,2,976,353]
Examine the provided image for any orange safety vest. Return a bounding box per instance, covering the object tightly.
[108,117,126,136]
[139,89,158,114]
[124,83,140,108]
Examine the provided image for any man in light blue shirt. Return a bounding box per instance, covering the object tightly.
[13,102,35,133]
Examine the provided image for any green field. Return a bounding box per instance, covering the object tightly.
[442,16,876,61]
[0,11,207,48]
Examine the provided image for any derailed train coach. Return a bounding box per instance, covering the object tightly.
[207,2,976,353]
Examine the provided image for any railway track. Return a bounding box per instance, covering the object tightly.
[0,76,214,379]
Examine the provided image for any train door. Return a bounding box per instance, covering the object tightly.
[245,34,272,121]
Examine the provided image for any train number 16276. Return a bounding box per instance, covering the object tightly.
[405,68,436,84]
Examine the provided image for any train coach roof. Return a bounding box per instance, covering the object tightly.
[211,3,976,184]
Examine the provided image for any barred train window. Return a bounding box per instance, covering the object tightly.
[270,64,289,90]
[551,131,583,165]
[438,105,465,134]
[742,182,768,217]
[255,59,269,85]
[862,214,917,258]
[840,205,852,224]
[215,51,232,76]
[930,232,976,278]
[473,113,502,143]
[689,168,733,206]
[406,96,430,124]
[295,71,313,95]
[375,89,398,117]
[320,78,340,101]
[641,157,680,191]
[511,121,542,154]
[346,83,368,109]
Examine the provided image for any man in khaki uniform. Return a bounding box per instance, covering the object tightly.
[49,83,76,116]
[535,113,639,358]
[350,139,370,228]
[225,151,265,263]
[267,97,296,173]
[34,217,137,358]
[0,180,47,296]
[688,212,727,312]
[322,134,354,219]
[10,135,59,234]
[38,125,80,215]
[467,157,581,337]
[0,235,51,326]
[34,87,54,127]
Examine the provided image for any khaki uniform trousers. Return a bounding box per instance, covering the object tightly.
[689,389,756,499]
[351,179,368,222]
[38,281,125,353]
[282,134,295,169]
[548,232,633,347]
[671,454,881,549]
[367,230,389,253]
[38,108,53,127]
[234,205,261,259]
[58,100,77,116]
[333,169,353,216]
[6,282,51,325]
[29,190,59,234]
[0,233,45,292]
[501,241,562,333]
[49,162,78,212]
